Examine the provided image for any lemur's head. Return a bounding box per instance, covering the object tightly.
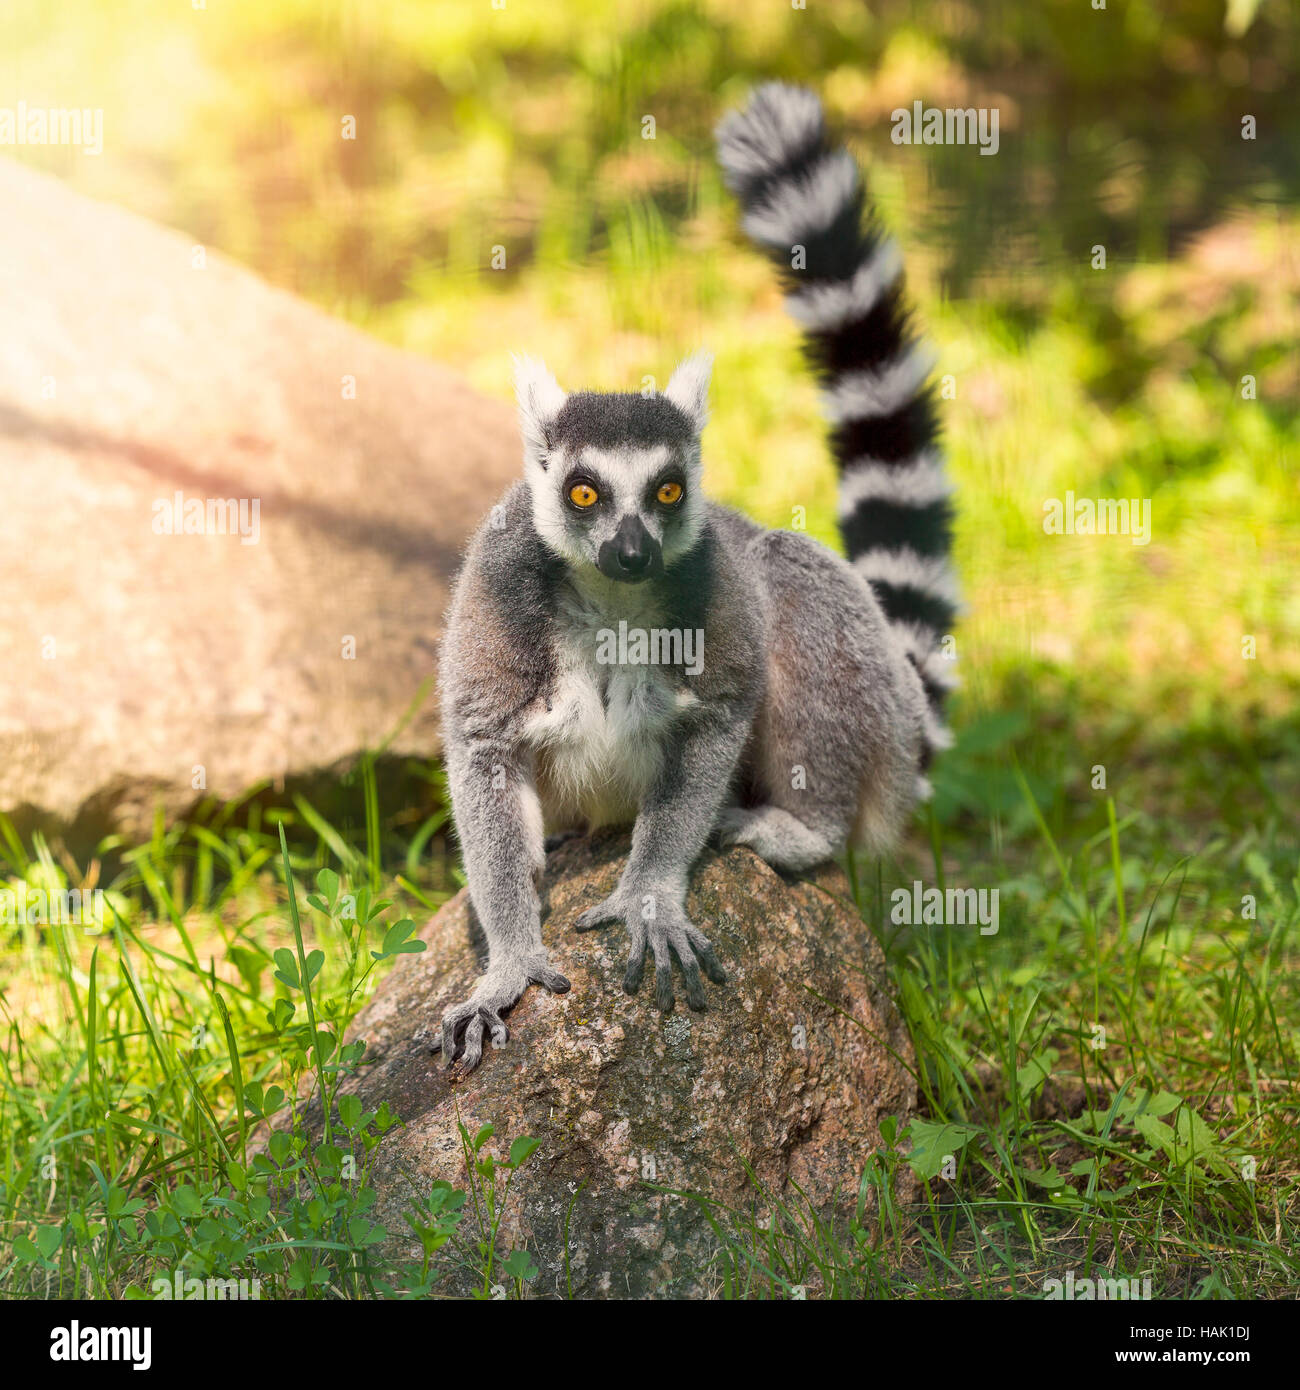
[513,354,711,584]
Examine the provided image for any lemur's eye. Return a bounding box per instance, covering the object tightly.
[568,482,599,508]
[657,481,683,505]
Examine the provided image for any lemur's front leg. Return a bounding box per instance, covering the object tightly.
[575,703,751,1011]
[434,740,569,1070]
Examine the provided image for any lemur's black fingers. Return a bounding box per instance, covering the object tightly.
[459,1012,487,1072]
[530,964,571,993]
[697,946,728,985]
[680,960,707,1011]
[653,964,675,1013]
[437,1002,475,1066]
[684,924,727,985]
[623,945,646,995]
[680,948,709,1009]
[666,935,707,1010]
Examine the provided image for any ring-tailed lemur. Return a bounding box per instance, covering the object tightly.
[435,83,958,1070]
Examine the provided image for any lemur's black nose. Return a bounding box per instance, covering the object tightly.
[615,515,652,573]
[598,512,661,583]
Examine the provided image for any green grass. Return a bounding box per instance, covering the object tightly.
[2,0,1298,1297]
[2,744,1295,1298]
[685,792,1300,1300]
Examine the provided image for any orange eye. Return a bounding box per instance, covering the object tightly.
[657,481,683,505]
[568,482,599,508]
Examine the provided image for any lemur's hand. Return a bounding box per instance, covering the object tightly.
[575,882,727,1012]
[432,952,570,1072]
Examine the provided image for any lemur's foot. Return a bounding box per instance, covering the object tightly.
[544,828,584,853]
[715,805,837,874]
[432,953,570,1072]
[575,887,727,1012]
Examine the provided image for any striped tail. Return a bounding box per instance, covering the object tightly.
[716,81,959,775]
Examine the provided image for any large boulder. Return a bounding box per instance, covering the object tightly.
[340,832,917,1299]
[0,158,519,841]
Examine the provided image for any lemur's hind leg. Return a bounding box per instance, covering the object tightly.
[715,804,838,873]
[724,529,926,873]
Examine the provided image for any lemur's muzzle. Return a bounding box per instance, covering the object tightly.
[598,513,662,583]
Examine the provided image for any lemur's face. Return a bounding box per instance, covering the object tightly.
[542,437,698,583]
[514,355,711,584]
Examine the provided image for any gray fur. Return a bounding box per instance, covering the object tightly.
[551,392,695,452]
[434,86,952,1070]
[436,451,928,1069]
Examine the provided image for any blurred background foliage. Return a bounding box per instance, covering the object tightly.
[4,0,1297,842]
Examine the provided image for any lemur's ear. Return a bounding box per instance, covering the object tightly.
[663,352,713,432]
[513,355,567,467]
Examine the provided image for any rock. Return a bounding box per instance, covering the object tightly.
[339,831,917,1299]
[0,158,519,842]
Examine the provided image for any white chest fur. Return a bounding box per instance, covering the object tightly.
[523,583,699,828]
